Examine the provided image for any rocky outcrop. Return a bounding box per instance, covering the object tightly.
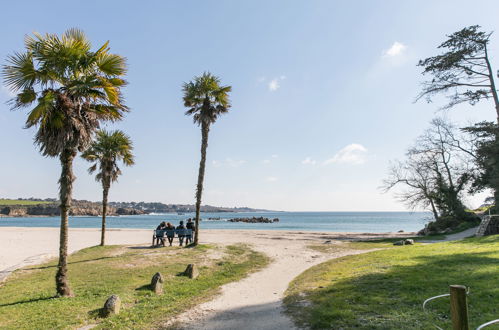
[116,207,146,215]
[0,203,146,217]
[227,217,279,223]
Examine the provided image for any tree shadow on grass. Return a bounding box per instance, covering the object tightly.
[0,295,56,307]
[25,256,116,271]
[286,251,499,330]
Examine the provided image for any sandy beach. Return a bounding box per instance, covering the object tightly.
[0,227,413,329]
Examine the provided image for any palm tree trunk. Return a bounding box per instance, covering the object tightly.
[56,149,76,297]
[101,180,110,246]
[194,122,210,245]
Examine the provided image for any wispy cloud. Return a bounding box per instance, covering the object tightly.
[262,154,279,164]
[262,76,286,92]
[383,41,407,57]
[301,157,317,165]
[324,144,368,165]
[212,158,247,168]
[266,176,278,182]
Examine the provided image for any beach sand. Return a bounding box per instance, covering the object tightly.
[0,227,413,329]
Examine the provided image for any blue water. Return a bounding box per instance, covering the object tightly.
[0,212,431,233]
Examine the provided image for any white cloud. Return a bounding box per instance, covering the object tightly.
[324,144,368,165]
[257,76,266,83]
[271,154,279,158]
[383,41,407,57]
[262,159,271,164]
[301,157,317,165]
[266,176,278,182]
[226,158,246,167]
[212,158,246,167]
[268,76,286,92]
[268,79,280,91]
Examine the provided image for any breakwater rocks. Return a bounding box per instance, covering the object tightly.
[228,217,279,223]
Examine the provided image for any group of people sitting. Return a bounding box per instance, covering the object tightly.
[153,218,196,247]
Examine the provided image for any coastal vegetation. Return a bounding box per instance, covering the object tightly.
[182,72,232,245]
[385,25,499,235]
[2,29,129,296]
[285,235,499,329]
[0,199,52,206]
[82,130,135,246]
[0,244,268,329]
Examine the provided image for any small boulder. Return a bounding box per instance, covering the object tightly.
[404,239,415,245]
[151,272,164,295]
[393,240,405,246]
[184,264,199,279]
[103,295,121,317]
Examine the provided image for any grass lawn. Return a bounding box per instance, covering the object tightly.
[0,199,52,206]
[0,243,268,329]
[285,235,499,330]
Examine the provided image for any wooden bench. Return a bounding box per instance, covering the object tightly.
[153,229,193,246]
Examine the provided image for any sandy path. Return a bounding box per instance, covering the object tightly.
[418,226,478,243]
[166,230,411,330]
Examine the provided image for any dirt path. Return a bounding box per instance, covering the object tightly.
[166,230,411,330]
[419,227,478,244]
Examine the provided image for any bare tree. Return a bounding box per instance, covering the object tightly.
[383,119,473,220]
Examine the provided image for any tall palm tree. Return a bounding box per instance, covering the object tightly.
[2,29,128,297]
[182,72,232,245]
[82,130,134,246]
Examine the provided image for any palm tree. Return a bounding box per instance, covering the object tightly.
[182,72,232,245]
[2,29,128,297]
[82,130,134,246]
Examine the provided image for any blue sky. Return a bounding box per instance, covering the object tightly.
[1,0,499,211]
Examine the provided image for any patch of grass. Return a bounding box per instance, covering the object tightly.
[0,199,52,206]
[0,243,268,329]
[286,235,499,329]
[308,237,430,254]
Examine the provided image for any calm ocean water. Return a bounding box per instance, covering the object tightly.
[0,212,430,233]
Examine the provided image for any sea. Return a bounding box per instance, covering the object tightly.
[0,211,431,233]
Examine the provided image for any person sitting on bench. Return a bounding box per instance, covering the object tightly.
[176,221,186,246]
[165,222,175,246]
[186,218,195,244]
[153,221,166,246]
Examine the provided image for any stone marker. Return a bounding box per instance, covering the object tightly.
[404,239,415,245]
[393,240,405,246]
[103,295,121,317]
[184,264,199,279]
[151,272,164,295]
